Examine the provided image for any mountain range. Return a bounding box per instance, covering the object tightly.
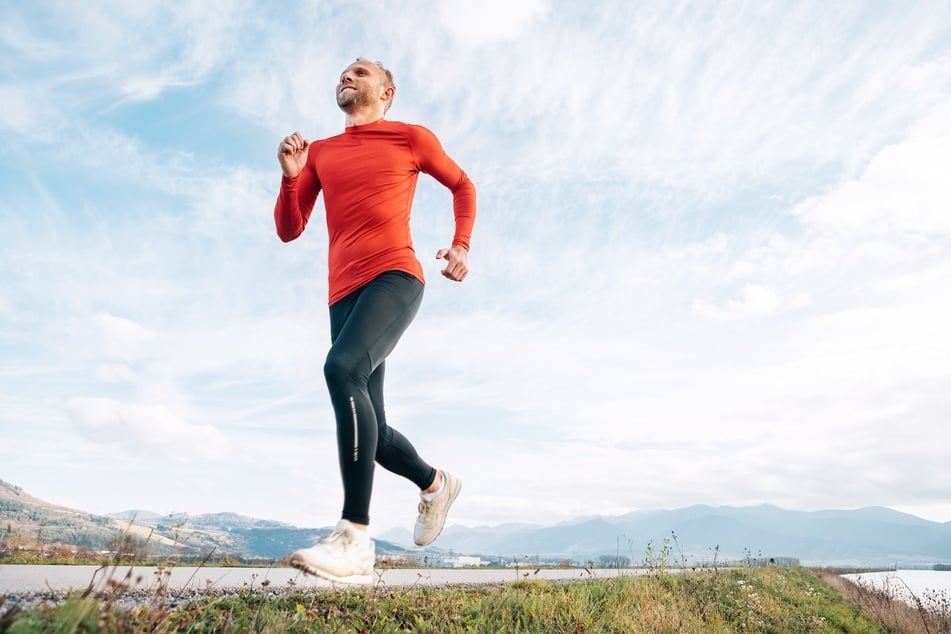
[3,478,949,567]
[378,504,951,567]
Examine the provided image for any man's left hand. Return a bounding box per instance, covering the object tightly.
[436,245,469,282]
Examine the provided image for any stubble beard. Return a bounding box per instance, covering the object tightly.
[336,86,371,111]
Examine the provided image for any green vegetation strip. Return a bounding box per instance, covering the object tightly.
[0,567,919,633]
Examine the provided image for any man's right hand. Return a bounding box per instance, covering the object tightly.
[278,131,309,178]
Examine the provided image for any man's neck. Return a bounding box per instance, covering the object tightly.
[344,107,386,127]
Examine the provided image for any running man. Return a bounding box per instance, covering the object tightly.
[274,58,475,584]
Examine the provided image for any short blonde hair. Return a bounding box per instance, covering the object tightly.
[356,57,395,112]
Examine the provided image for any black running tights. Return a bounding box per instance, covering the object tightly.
[324,270,436,525]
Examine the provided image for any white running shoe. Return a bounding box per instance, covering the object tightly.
[289,519,375,584]
[414,470,462,547]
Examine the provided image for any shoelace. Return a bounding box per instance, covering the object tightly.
[323,528,354,549]
[324,527,371,553]
[418,499,434,521]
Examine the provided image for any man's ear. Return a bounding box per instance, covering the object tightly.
[381,86,395,105]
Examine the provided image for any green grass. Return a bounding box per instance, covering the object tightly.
[4,566,919,633]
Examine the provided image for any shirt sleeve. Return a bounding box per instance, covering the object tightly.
[408,125,477,251]
[274,148,322,242]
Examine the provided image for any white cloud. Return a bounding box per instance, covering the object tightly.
[794,103,951,237]
[94,363,138,384]
[693,284,810,320]
[66,397,230,460]
[438,0,548,44]
[93,312,155,360]
[116,1,244,100]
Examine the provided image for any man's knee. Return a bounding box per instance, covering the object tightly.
[323,352,351,391]
[324,350,368,391]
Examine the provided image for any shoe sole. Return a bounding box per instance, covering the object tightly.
[289,557,373,585]
[414,477,462,547]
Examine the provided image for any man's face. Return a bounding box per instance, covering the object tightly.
[336,61,385,111]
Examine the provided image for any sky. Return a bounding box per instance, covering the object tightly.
[1,1,950,537]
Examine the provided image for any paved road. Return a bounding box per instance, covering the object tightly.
[0,564,649,594]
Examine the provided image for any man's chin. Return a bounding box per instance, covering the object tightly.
[337,95,360,110]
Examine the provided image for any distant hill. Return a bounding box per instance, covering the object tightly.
[0,478,409,560]
[1,478,144,552]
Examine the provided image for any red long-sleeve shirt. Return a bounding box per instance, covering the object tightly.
[274,119,476,305]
